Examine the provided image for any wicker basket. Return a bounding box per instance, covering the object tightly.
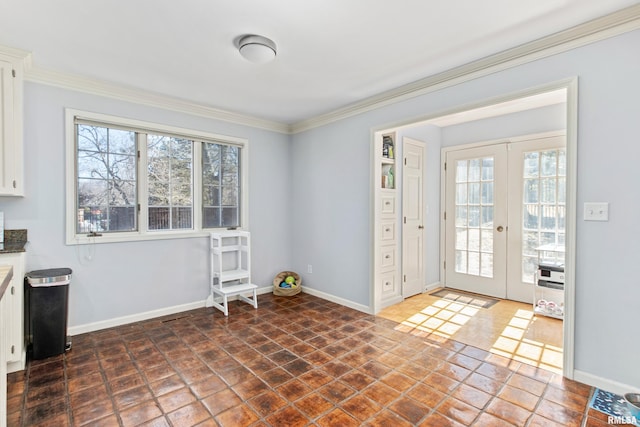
[273,271,302,296]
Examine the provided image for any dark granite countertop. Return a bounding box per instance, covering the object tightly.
[0,229,27,254]
[0,242,26,253]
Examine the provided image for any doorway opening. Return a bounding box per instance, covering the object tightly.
[372,81,576,377]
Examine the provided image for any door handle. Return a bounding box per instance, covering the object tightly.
[497,225,504,232]
[418,225,424,229]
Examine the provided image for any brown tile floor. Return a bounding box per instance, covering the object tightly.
[378,290,564,374]
[7,293,610,426]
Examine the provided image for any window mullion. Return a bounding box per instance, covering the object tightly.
[193,141,203,232]
[138,133,149,234]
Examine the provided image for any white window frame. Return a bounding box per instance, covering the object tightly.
[65,109,249,245]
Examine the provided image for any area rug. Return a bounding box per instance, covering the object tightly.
[588,388,640,426]
[429,289,500,309]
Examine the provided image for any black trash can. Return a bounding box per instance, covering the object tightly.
[24,268,72,360]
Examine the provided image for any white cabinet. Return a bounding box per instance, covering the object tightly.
[1,252,26,372]
[208,231,258,316]
[0,266,11,427]
[0,49,26,196]
[374,132,401,310]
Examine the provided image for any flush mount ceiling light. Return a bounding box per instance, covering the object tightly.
[238,34,277,64]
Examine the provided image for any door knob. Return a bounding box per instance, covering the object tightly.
[418,225,424,229]
[496,225,504,232]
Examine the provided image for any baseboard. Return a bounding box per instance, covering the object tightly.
[69,285,363,336]
[68,300,207,336]
[70,286,274,335]
[425,281,441,293]
[379,295,403,312]
[7,350,26,374]
[301,287,372,314]
[573,369,640,396]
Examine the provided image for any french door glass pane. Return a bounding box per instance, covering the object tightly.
[456,184,467,204]
[456,160,467,182]
[524,152,539,177]
[468,252,480,276]
[480,230,493,252]
[481,253,493,278]
[541,151,557,176]
[521,148,566,283]
[454,157,495,278]
[456,206,468,227]
[456,228,467,250]
[481,206,493,227]
[468,228,480,251]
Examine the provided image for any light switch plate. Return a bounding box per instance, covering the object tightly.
[584,202,609,221]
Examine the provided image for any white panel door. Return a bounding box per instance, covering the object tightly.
[402,138,425,298]
[445,144,508,298]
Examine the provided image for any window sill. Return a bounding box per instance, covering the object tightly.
[65,229,237,246]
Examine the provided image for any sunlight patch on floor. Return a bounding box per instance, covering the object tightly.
[391,298,480,341]
[378,292,563,373]
[489,308,563,374]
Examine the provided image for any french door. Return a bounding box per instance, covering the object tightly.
[444,136,566,302]
[444,144,508,298]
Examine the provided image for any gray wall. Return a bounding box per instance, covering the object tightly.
[290,30,640,389]
[0,82,292,329]
[441,103,566,147]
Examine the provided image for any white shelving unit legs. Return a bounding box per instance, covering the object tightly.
[209,231,258,316]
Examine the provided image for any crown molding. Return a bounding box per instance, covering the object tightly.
[0,45,32,69]
[16,4,640,136]
[24,67,291,134]
[291,3,640,134]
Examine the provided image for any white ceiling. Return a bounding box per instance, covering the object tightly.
[0,0,637,125]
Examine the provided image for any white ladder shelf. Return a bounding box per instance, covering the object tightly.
[209,230,258,316]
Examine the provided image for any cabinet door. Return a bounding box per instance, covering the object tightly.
[0,59,21,196]
[2,253,25,367]
[0,286,7,427]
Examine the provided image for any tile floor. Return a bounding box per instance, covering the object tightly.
[6,293,612,426]
[378,290,564,374]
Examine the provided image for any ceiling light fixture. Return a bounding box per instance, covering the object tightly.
[238,35,277,64]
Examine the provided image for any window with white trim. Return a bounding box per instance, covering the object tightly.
[66,110,248,244]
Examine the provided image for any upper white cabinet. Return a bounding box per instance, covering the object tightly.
[0,47,28,196]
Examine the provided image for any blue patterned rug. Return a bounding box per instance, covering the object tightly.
[589,388,640,426]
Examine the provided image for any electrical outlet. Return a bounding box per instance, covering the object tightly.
[584,202,609,221]
[307,264,313,274]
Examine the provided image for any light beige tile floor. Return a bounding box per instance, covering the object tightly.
[378,288,564,374]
